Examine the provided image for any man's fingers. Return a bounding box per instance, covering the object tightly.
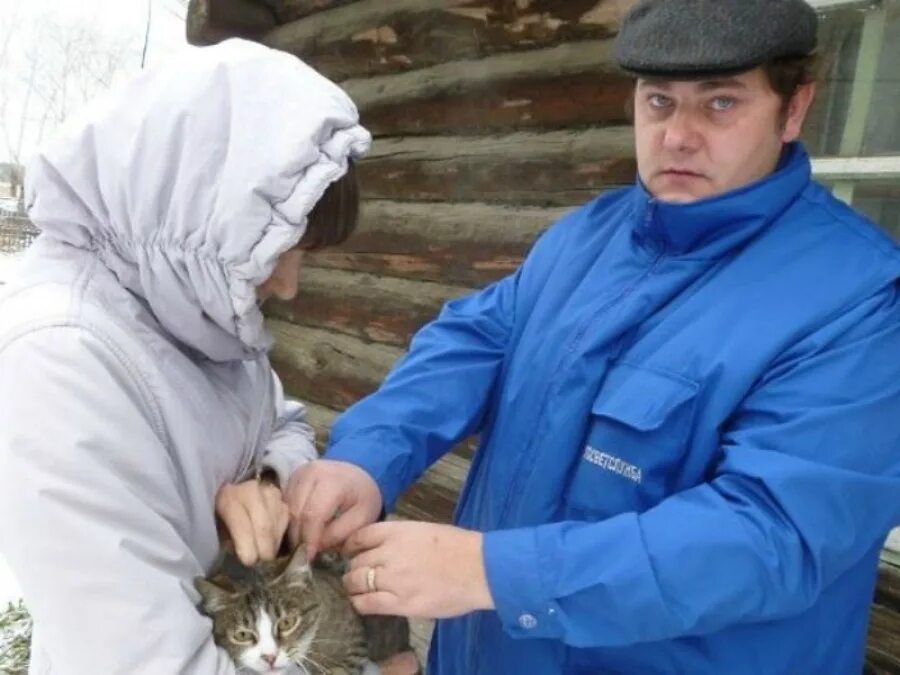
[319,506,377,553]
[345,546,385,573]
[343,522,390,558]
[286,475,316,547]
[342,560,392,596]
[300,480,347,558]
[350,590,403,616]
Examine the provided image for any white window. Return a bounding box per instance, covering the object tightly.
[808,0,900,559]
[807,0,899,240]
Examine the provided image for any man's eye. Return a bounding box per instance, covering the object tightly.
[710,97,736,112]
[648,94,671,109]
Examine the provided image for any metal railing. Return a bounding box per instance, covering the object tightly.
[0,217,38,254]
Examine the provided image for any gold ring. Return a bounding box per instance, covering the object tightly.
[365,566,377,593]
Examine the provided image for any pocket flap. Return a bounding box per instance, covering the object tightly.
[591,362,699,431]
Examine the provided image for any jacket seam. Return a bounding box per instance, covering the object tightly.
[0,321,174,453]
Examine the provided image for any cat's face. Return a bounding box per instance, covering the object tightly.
[196,549,323,674]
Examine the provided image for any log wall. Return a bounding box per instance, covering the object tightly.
[186,1,900,669]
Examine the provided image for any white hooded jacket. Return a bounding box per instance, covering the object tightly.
[0,39,370,674]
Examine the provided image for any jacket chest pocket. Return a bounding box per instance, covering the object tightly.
[565,362,700,519]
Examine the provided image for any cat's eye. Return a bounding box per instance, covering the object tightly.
[277,616,301,636]
[229,628,258,645]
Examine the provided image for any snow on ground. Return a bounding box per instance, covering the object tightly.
[0,556,21,608]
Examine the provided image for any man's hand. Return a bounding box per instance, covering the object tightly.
[215,479,289,566]
[284,459,383,559]
[341,521,495,619]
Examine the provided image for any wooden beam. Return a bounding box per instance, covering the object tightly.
[263,1,631,81]
[344,39,620,111]
[263,0,459,62]
[359,127,636,206]
[866,602,900,673]
[301,200,566,286]
[339,39,631,135]
[813,156,900,182]
[395,453,471,524]
[876,562,900,611]
[808,0,878,10]
[269,320,403,411]
[267,267,468,347]
[299,400,339,451]
[363,71,633,136]
[263,0,361,23]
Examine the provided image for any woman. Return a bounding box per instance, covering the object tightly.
[0,39,415,674]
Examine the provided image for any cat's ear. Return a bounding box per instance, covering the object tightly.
[194,577,236,614]
[277,546,313,589]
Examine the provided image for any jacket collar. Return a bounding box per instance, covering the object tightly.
[630,142,812,258]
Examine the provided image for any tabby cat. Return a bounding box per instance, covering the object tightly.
[195,546,413,675]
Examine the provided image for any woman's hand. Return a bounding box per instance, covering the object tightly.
[215,478,290,566]
[341,521,495,619]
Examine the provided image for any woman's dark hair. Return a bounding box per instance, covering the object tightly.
[299,159,359,250]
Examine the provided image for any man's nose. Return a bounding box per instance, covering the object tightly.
[662,110,701,152]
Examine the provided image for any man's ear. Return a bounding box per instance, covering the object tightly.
[781,82,817,143]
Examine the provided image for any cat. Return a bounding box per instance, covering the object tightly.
[195,546,414,675]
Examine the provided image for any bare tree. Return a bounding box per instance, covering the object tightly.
[0,13,138,205]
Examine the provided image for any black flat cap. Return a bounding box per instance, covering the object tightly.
[614,0,819,78]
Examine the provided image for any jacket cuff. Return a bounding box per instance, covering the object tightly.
[260,448,310,490]
[483,527,564,640]
[324,430,408,511]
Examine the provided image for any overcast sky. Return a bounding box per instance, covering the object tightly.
[0,0,191,164]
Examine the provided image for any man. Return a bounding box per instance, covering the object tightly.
[287,1,900,672]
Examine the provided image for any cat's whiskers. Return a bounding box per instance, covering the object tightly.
[290,649,328,675]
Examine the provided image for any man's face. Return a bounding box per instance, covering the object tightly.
[633,67,814,204]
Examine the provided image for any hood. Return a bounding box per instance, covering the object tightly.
[24,38,371,361]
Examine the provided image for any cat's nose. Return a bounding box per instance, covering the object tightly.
[262,653,277,667]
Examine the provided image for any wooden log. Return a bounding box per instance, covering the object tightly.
[301,200,567,286]
[362,71,634,136]
[187,0,276,45]
[396,453,470,524]
[269,323,480,461]
[341,39,633,135]
[282,376,473,526]
[263,0,637,81]
[263,0,361,23]
[344,39,619,112]
[359,127,636,206]
[876,561,900,612]
[866,603,900,673]
[299,400,339,451]
[267,268,469,347]
[269,320,403,410]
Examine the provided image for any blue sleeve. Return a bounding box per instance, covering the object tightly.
[326,270,519,509]
[484,283,900,647]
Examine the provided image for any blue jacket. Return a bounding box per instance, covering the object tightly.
[327,144,900,674]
